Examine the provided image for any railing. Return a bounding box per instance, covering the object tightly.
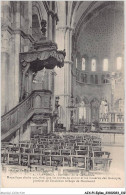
[76,69,110,85]
[1,90,52,139]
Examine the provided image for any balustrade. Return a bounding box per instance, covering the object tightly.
[76,69,110,85]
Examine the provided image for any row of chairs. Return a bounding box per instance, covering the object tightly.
[1,133,112,171]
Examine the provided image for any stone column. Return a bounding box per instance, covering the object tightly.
[48,12,52,40]
[88,106,91,123]
[86,105,90,123]
[28,70,33,94]
[52,16,57,42]
[1,2,11,115]
[47,118,51,134]
[21,62,30,99]
[55,27,73,131]
[27,2,32,35]
[1,31,10,115]
[14,1,21,105]
[51,118,55,132]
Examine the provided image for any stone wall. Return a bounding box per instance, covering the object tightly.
[72,5,124,113]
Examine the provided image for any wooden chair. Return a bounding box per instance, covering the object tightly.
[30,155,40,165]
[8,154,19,165]
[92,158,111,171]
[73,156,86,168]
[76,150,88,156]
[21,154,28,166]
[51,156,63,167]
[61,149,71,155]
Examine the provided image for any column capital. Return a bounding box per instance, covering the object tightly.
[64,60,73,65]
[56,26,74,32]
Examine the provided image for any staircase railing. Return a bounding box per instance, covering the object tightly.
[1,90,52,140]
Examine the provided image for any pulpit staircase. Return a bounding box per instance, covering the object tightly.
[1,34,66,142]
[1,90,52,141]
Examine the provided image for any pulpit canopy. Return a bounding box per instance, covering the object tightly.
[20,40,66,72]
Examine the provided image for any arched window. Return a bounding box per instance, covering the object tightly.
[91,59,96,71]
[103,59,108,71]
[76,58,78,68]
[32,14,41,41]
[82,58,86,70]
[117,57,122,70]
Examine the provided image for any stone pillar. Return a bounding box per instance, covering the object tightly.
[27,2,32,35]
[48,12,52,40]
[1,30,10,115]
[47,118,51,134]
[51,119,55,132]
[109,113,111,123]
[1,52,9,114]
[77,108,79,124]
[28,70,33,94]
[88,107,91,123]
[86,106,89,122]
[14,2,21,105]
[52,17,56,42]
[115,113,117,123]
[21,62,30,99]
[55,27,73,131]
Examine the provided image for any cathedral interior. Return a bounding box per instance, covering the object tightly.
[1,1,124,175]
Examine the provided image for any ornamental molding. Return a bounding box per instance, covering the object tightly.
[1,25,34,42]
[56,26,73,32]
[20,40,66,73]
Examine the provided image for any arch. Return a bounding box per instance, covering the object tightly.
[34,95,41,108]
[74,2,122,42]
[32,2,43,23]
[32,14,40,28]
[82,96,89,105]
[90,98,100,106]
[75,95,81,104]
[32,13,41,41]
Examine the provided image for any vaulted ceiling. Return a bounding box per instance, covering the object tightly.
[70,1,124,39]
